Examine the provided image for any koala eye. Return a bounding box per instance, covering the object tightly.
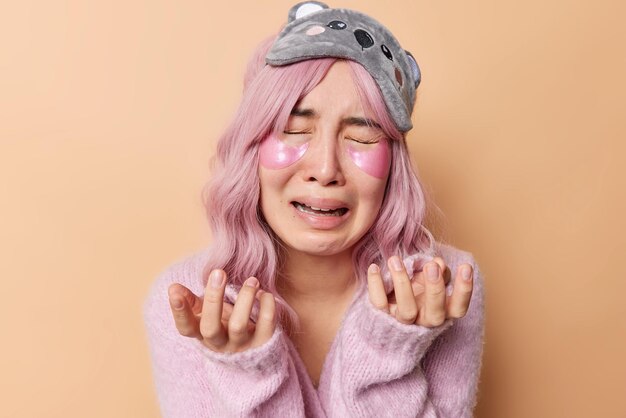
[381,44,393,61]
[327,20,347,30]
[354,29,374,49]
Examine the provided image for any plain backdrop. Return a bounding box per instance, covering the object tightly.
[1,0,625,417]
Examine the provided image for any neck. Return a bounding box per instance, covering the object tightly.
[277,249,357,305]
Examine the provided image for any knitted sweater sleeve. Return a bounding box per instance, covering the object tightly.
[317,248,485,418]
[422,254,485,417]
[142,254,308,418]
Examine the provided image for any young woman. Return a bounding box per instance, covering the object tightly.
[144,2,484,417]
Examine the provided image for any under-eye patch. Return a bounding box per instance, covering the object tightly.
[259,133,309,169]
[346,138,390,179]
[259,132,390,180]
[266,1,421,133]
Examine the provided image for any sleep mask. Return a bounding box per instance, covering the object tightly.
[266,1,421,132]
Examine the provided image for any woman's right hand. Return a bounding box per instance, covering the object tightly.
[167,269,277,353]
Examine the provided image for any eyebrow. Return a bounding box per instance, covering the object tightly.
[290,107,382,130]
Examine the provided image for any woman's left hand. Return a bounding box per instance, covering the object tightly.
[367,256,474,327]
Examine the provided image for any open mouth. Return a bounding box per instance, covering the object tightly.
[291,201,349,217]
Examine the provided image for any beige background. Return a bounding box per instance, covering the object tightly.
[1,0,624,417]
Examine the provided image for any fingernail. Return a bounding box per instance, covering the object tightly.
[210,270,224,288]
[462,265,472,281]
[245,277,259,288]
[426,263,440,282]
[368,263,379,274]
[390,257,403,272]
[171,298,184,310]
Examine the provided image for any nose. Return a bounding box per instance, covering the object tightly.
[300,135,346,187]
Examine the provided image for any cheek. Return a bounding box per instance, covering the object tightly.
[346,138,391,179]
[258,172,282,224]
[259,133,309,169]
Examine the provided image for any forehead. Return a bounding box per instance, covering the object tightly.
[293,61,370,118]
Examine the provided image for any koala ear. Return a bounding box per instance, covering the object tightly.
[405,50,421,89]
[287,1,329,23]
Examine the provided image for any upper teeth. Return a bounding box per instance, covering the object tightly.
[309,206,331,211]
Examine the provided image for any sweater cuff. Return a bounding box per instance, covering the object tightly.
[353,293,454,357]
[189,326,287,377]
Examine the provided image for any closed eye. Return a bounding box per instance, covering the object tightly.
[346,136,379,145]
[284,130,312,135]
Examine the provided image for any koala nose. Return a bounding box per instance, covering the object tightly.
[354,29,374,49]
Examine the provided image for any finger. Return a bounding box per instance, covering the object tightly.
[447,264,474,318]
[431,257,451,286]
[252,291,276,347]
[168,284,202,339]
[412,257,448,286]
[222,302,234,320]
[169,282,203,316]
[410,271,426,297]
[228,276,260,345]
[199,269,228,347]
[367,263,389,313]
[387,256,418,324]
[420,262,447,327]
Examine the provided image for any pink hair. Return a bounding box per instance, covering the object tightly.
[201,35,435,331]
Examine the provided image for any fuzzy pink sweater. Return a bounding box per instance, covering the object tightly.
[143,243,485,417]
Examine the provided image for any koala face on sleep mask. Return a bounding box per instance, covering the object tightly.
[266,1,421,133]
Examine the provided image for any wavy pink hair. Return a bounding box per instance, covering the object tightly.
[201,35,435,330]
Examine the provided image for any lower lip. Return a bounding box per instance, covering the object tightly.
[291,203,350,230]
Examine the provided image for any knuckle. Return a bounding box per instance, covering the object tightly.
[260,292,275,306]
[454,285,473,300]
[258,300,276,323]
[257,310,275,324]
[233,297,254,311]
[460,289,474,300]
[394,273,410,284]
[371,301,388,311]
[420,319,435,328]
[428,312,446,326]
[239,285,258,298]
[201,341,220,352]
[428,284,446,297]
[456,280,472,289]
[397,308,418,323]
[204,292,223,304]
[173,310,187,322]
[450,307,468,318]
[199,321,220,338]
[177,325,196,337]
[228,321,248,337]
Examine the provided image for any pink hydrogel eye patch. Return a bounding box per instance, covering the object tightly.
[346,138,391,179]
[259,133,309,169]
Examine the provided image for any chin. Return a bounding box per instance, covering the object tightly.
[284,234,357,257]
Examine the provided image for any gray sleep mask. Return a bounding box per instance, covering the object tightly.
[266,1,421,132]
